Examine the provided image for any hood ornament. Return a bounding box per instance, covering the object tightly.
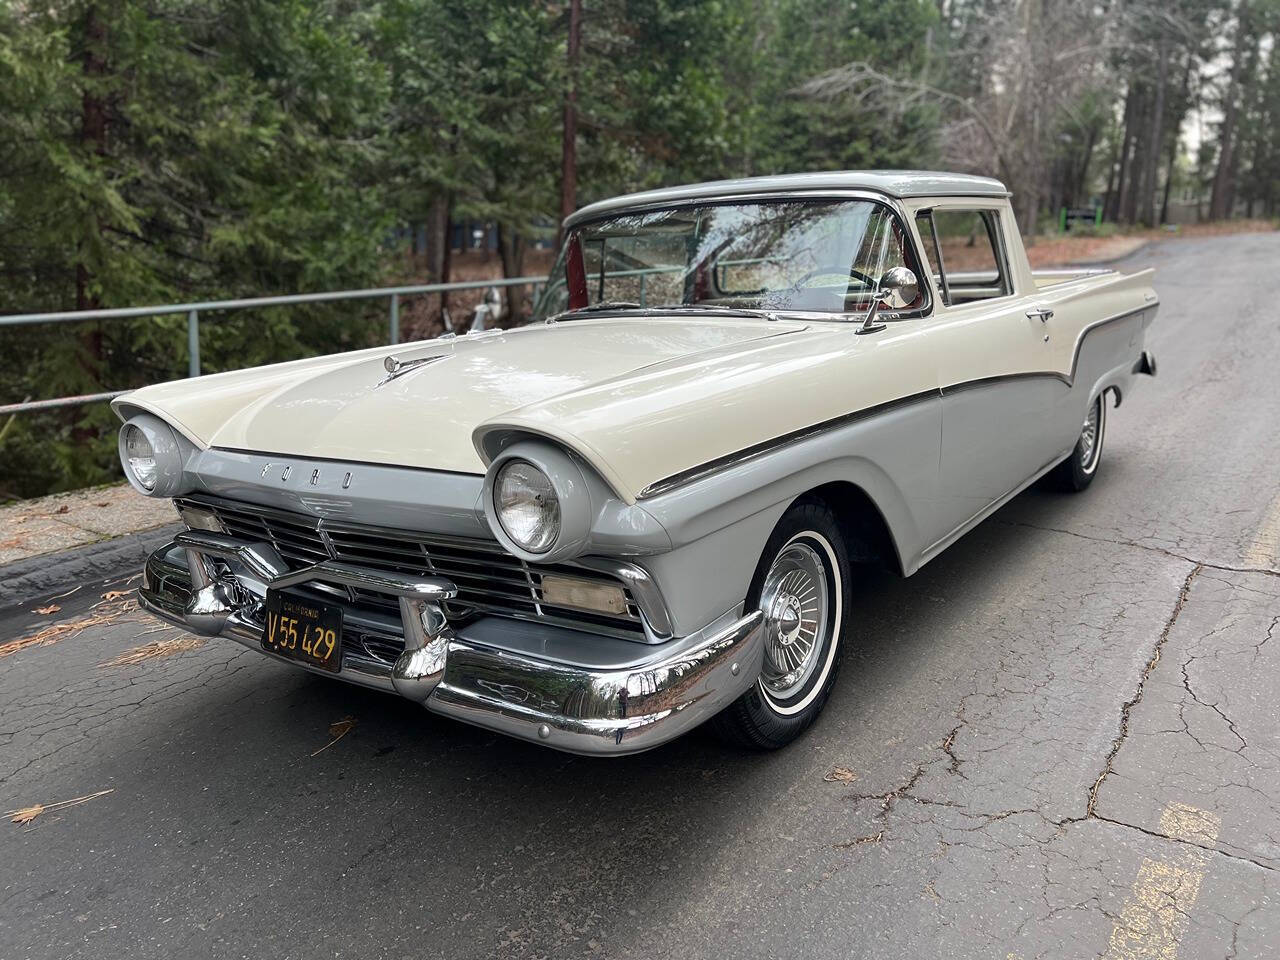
[377,353,445,388]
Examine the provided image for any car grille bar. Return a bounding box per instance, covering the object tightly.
[177,495,647,640]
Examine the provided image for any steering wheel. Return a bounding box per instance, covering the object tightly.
[794,265,878,290]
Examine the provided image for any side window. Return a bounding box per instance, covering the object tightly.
[925,209,1011,304]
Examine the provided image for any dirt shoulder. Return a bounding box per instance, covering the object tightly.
[1026,218,1276,268]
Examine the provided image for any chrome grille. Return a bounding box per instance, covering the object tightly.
[179,496,646,639]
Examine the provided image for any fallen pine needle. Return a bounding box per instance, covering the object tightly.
[8,789,114,825]
[101,635,205,667]
[0,594,140,659]
[32,604,61,615]
[312,717,357,756]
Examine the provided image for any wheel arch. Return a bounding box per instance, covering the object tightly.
[792,480,905,577]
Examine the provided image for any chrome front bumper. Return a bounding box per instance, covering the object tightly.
[141,531,763,756]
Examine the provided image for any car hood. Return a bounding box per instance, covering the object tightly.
[116,316,813,482]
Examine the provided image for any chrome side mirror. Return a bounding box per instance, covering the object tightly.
[856,266,919,335]
[877,266,919,310]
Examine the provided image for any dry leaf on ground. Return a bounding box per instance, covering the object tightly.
[100,590,131,602]
[7,789,114,825]
[312,716,357,756]
[32,604,61,615]
[824,766,858,783]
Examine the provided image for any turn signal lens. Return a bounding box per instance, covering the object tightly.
[176,503,224,533]
[494,460,560,553]
[540,574,627,615]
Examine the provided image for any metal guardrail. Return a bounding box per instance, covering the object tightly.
[0,275,548,417]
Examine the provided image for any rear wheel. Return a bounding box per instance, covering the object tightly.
[712,499,851,749]
[1050,393,1107,492]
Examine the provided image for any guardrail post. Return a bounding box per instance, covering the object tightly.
[389,293,400,345]
[187,309,200,377]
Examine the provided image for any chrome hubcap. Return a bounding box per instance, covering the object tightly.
[1080,400,1101,471]
[759,541,829,698]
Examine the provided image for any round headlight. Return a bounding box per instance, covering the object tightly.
[118,414,188,497]
[494,460,561,553]
[122,423,158,490]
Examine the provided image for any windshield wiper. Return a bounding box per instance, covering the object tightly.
[548,301,782,323]
[548,301,643,321]
[641,304,780,321]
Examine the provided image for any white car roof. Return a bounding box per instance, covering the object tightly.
[564,170,1010,228]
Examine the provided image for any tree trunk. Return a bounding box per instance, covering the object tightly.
[1109,86,1137,222]
[496,222,527,322]
[558,0,581,247]
[425,197,449,283]
[1138,41,1168,226]
[1209,2,1250,220]
[1076,122,1098,202]
[1159,133,1178,225]
[438,200,454,319]
[1102,136,1119,219]
[1122,83,1147,225]
[77,4,107,313]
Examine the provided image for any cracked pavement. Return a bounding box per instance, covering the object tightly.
[2,234,1280,959]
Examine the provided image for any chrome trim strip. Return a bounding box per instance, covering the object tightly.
[206,447,483,479]
[636,303,1155,500]
[636,388,941,500]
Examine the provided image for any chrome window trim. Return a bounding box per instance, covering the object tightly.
[551,189,935,324]
[925,206,1014,307]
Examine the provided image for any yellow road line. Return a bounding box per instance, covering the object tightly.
[1243,490,1280,569]
[1102,803,1222,960]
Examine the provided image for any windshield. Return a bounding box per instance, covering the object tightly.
[533,198,923,320]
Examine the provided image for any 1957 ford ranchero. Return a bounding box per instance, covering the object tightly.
[116,171,1158,755]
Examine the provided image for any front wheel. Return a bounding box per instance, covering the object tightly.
[1050,393,1107,492]
[712,499,852,749]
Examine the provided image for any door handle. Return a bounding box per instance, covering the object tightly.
[1025,307,1054,322]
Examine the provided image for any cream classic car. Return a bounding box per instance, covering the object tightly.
[117,171,1158,755]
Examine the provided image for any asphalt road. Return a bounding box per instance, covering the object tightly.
[3,233,1280,960]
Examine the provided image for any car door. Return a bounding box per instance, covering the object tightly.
[913,203,1062,549]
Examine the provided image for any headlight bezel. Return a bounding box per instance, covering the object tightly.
[482,442,594,563]
[117,414,190,497]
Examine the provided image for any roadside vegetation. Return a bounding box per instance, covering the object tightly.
[2,0,1279,499]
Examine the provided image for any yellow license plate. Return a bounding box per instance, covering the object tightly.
[261,591,343,673]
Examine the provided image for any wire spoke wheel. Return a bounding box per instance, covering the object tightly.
[759,540,830,700]
[1079,398,1102,473]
